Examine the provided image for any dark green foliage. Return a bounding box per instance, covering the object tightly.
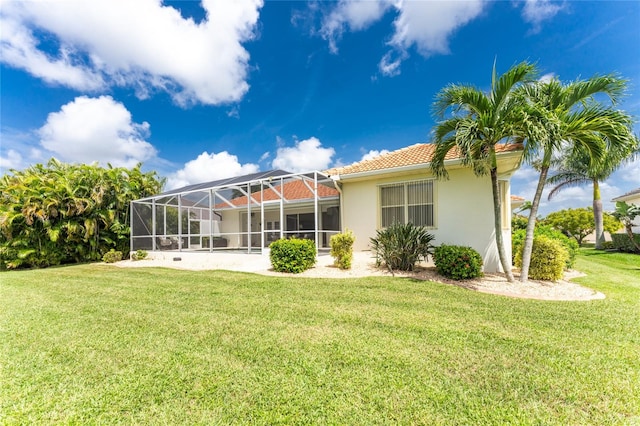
[512,225,578,269]
[511,214,528,231]
[433,244,483,280]
[131,250,148,261]
[102,249,123,263]
[370,223,435,272]
[515,236,568,281]
[611,233,640,253]
[269,238,317,273]
[0,159,163,269]
[330,230,355,270]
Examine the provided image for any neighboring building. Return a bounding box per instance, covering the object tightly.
[510,195,526,211]
[131,143,524,272]
[612,187,640,233]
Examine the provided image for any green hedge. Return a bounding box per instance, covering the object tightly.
[330,230,355,270]
[269,238,317,273]
[611,233,640,253]
[433,245,483,280]
[515,236,567,281]
[512,225,578,269]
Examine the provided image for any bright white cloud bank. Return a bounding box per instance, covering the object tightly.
[319,0,563,76]
[272,137,335,173]
[0,0,263,105]
[38,96,156,168]
[167,151,259,190]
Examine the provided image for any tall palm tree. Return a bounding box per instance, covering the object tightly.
[431,61,538,283]
[546,136,639,249]
[518,74,634,281]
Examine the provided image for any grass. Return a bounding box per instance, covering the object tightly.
[1,250,639,425]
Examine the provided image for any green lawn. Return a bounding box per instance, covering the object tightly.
[1,250,639,425]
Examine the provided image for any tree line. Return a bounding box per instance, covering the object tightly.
[0,160,162,269]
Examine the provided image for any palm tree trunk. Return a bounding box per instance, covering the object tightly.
[520,164,549,283]
[593,180,604,250]
[491,168,514,282]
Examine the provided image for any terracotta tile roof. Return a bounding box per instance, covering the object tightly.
[325,143,523,176]
[612,187,640,202]
[216,179,339,208]
[510,195,525,202]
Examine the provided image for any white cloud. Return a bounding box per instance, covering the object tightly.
[520,0,564,33]
[272,137,335,172]
[317,0,485,76]
[166,151,259,190]
[320,0,394,53]
[0,149,23,172]
[259,151,271,162]
[387,1,484,57]
[0,0,263,105]
[613,157,640,184]
[38,96,157,167]
[361,149,389,161]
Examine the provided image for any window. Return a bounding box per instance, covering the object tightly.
[380,180,435,228]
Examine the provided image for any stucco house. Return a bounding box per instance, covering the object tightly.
[131,142,523,272]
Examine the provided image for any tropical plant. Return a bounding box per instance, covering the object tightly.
[543,207,622,245]
[517,73,635,281]
[612,201,640,252]
[0,159,163,269]
[431,61,538,282]
[370,222,435,273]
[512,225,579,269]
[546,139,639,248]
[330,229,355,270]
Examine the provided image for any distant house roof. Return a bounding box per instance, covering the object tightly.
[511,195,525,202]
[325,143,523,177]
[216,179,339,208]
[158,169,294,197]
[612,187,640,203]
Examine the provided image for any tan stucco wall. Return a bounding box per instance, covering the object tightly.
[340,167,513,273]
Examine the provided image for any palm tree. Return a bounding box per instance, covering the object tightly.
[518,74,634,281]
[431,61,538,282]
[546,136,639,249]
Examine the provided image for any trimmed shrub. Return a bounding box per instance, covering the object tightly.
[102,249,123,263]
[600,241,615,250]
[131,250,148,261]
[370,223,435,272]
[512,225,578,269]
[330,230,355,270]
[515,235,567,281]
[269,238,317,273]
[433,245,483,280]
[611,233,640,253]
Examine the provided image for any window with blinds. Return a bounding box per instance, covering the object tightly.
[380,180,435,228]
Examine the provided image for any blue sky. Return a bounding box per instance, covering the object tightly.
[1,0,639,215]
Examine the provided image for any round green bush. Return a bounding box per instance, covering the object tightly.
[515,235,568,281]
[269,238,317,273]
[512,225,578,269]
[102,249,123,263]
[433,244,483,280]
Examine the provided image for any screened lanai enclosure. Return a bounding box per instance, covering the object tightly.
[131,170,341,254]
